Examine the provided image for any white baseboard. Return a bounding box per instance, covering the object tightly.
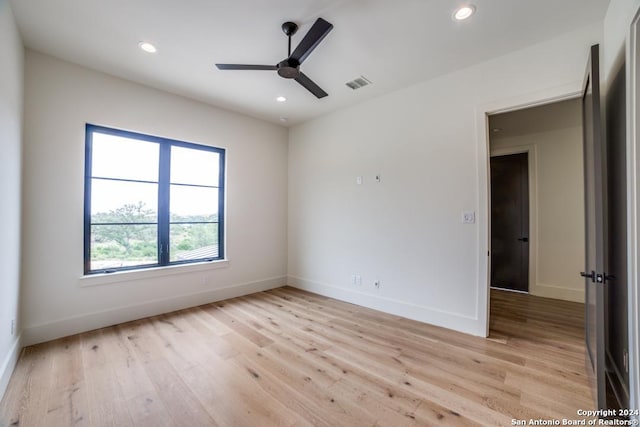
[22,276,286,346]
[0,334,22,403]
[530,283,584,303]
[287,275,485,336]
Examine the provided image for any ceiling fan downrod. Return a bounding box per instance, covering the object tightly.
[281,21,298,57]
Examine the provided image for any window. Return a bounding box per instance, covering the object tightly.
[84,124,225,274]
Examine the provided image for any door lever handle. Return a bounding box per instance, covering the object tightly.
[580,271,615,284]
[517,237,529,242]
[580,271,596,282]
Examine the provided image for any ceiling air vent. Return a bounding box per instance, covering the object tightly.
[346,76,372,90]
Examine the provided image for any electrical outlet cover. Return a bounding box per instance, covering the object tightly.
[462,211,475,224]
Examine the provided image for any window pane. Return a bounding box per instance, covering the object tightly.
[85,125,225,274]
[91,179,158,223]
[91,224,157,270]
[92,132,159,181]
[170,223,218,262]
[170,146,219,187]
[170,185,218,222]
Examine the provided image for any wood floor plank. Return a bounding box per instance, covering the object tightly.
[179,355,305,427]
[232,353,355,427]
[141,359,219,427]
[124,390,174,427]
[0,347,27,427]
[182,308,241,359]
[79,330,135,427]
[0,344,52,427]
[117,320,220,426]
[99,327,156,401]
[1,287,594,426]
[203,302,274,348]
[42,336,90,427]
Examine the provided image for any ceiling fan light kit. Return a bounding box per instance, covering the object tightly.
[215,17,334,99]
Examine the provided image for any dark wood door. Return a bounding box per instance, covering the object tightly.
[581,44,606,410]
[490,153,529,292]
[604,54,629,408]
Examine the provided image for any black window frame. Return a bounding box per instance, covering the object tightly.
[84,124,226,275]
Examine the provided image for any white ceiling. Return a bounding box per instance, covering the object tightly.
[490,98,581,140]
[10,0,609,126]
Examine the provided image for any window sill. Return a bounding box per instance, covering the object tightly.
[78,259,230,287]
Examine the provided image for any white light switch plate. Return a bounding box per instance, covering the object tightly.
[462,211,475,224]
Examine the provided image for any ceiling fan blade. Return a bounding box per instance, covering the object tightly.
[215,64,277,71]
[290,18,333,64]
[295,72,328,98]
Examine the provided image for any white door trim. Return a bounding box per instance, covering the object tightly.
[627,6,640,412]
[475,82,581,337]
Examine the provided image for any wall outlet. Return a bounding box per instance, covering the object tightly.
[375,174,381,183]
[462,211,475,224]
[373,280,380,290]
[356,176,363,185]
[10,319,16,336]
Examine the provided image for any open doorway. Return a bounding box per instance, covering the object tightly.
[485,97,593,411]
[488,98,585,302]
[486,86,630,410]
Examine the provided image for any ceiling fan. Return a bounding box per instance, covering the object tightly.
[215,18,334,99]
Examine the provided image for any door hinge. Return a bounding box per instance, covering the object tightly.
[624,350,629,373]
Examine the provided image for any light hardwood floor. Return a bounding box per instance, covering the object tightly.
[0,287,592,426]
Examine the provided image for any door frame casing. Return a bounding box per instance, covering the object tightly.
[474,14,640,409]
[489,146,537,296]
[626,6,640,413]
[475,83,581,337]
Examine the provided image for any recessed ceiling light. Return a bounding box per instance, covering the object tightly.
[138,41,157,53]
[279,117,289,122]
[453,5,476,21]
[276,96,287,103]
[492,128,502,133]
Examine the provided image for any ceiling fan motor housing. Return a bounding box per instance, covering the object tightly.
[277,59,300,79]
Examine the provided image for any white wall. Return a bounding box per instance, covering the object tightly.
[490,102,585,303]
[604,0,640,82]
[0,0,23,399]
[288,23,602,336]
[20,51,288,345]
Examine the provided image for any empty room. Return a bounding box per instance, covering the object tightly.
[1,0,640,425]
